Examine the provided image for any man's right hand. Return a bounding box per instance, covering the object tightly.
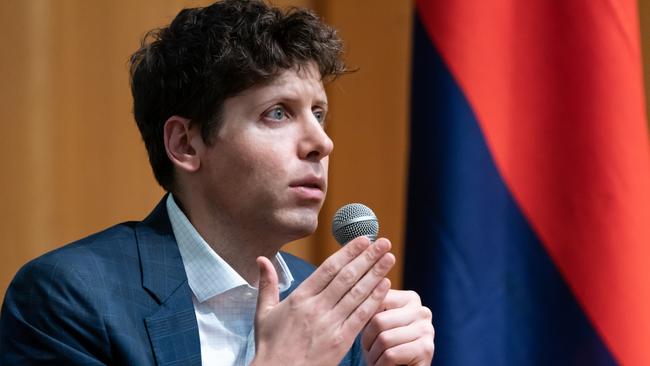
[251,237,395,366]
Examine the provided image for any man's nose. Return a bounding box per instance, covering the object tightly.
[298,113,334,161]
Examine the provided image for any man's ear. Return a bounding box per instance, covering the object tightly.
[163,116,203,173]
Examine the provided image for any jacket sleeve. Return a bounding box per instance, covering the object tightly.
[345,334,368,366]
[0,256,109,365]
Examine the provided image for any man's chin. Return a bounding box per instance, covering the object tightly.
[287,220,319,240]
[277,215,319,241]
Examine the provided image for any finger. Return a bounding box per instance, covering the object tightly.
[333,252,395,319]
[255,256,279,317]
[318,238,392,308]
[297,236,372,296]
[374,338,435,366]
[366,323,427,364]
[383,289,422,310]
[362,305,432,351]
[341,278,391,337]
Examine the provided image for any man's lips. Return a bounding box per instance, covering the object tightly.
[289,176,326,191]
[289,176,326,200]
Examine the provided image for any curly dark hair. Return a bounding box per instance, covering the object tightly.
[129,0,348,192]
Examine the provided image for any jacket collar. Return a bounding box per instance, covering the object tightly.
[137,195,187,304]
[136,195,201,366]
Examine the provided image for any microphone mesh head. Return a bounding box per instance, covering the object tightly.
[332,203,379,245]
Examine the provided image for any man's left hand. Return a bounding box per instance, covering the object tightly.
[361,289,435,366]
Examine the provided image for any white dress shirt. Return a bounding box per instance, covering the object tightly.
[166,195,294,366]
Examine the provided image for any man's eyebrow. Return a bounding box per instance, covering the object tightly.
[314,98,329,107]
[251,95,329,110]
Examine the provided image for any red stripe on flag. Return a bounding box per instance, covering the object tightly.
[416,0,650,364]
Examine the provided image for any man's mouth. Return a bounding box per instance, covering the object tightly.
[289,176,325,191]
[289,175,326,201]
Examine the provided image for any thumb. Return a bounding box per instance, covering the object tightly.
[255,256,279,316]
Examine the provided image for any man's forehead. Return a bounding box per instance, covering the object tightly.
[237,63,327,104]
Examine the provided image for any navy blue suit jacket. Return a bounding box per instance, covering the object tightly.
[0,198,365,365]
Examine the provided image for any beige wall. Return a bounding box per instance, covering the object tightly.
[0,0,648,298]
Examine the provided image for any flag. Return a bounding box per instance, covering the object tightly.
[404,0,650,365]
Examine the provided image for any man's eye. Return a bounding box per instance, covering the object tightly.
[265,107,286,121]
[313,110,326,125]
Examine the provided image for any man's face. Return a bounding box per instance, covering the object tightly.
[196,62,333,245]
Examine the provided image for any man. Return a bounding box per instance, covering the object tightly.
[0,1,434,365]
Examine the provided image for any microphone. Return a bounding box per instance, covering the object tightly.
[331,203,379,245]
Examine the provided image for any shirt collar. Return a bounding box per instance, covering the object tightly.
[166,194,294,302]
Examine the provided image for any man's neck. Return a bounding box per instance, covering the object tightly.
[203,236,274,287]
[171,193,283,286]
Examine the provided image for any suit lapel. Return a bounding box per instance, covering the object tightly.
[136,197,202,366]
[143,292,201,366]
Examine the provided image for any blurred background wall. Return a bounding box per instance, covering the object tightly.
[0,0,647,297]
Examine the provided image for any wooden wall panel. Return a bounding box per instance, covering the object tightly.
[0,0,211,295]
[310,0,413,288]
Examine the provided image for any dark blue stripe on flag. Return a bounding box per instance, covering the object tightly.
[403,12,617,366]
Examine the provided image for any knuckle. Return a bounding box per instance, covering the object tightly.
[321,261,338,278]
[407,290,421,301]
[376,333,390,349]
[351,237,369,253]
[363,249,375,263]
[418,319,434,335]
[371,265,384,276]
[421,337,435,357]
[339,268,357,285]
[419,306,433,320]
[369,311,385,328]
[343,247,357,261]
[364,318,379,337]
[373,259,390,275]
[349,285,364,301]
[355,306,369,321]
[384,348,398,361]
[371,284,388,300]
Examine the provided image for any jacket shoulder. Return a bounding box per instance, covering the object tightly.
[0,221,154,364]
[22,222,139,272]
[280,251,316,282]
